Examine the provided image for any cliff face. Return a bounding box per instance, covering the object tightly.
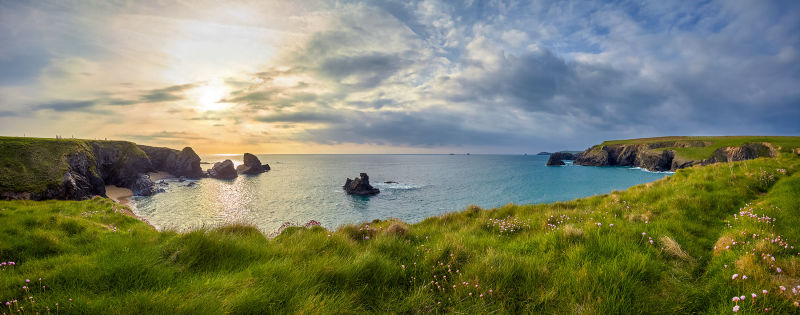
[574,141,778,172]
[137,145,203,178]
[0,137,202,201]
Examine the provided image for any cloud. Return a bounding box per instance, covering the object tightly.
[36,100,98,112]
[121,131,209,143]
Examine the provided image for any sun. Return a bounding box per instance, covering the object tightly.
[193,81,230,111]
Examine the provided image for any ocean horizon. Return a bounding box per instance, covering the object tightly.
[131,154,669,234]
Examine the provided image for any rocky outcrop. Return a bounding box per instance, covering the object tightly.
[546,151,579,166]
[536,152,552,155]
[236,153,270,175]
[0,138,205,201]
[130,174,165,196]
[344,173,380,196]
[207,160,238,179]
[705,143,777,163]
[574,141,778,172]
[138,145,204,178]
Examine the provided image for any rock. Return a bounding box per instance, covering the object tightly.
[208,160,238,179]
[186,182,197,187]
[384,181,398,184]
[138,145,204,178]
[536,152,552,155]
[705,143,777,164]
[546,155,566,166]
[343,173,380,196]
[547,151,578,165]
[236,153,269,175]
[178,176,186,182]
[794,148,800,156]
[130,174,164,196]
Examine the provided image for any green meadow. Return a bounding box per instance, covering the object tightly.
[598,136,800,161]
[1,154,799,313]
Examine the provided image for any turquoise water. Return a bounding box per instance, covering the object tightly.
[132,154,669,233]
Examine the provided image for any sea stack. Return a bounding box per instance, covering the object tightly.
[236,153,270,175]
[207,160,238,179]
[343,173,380,196]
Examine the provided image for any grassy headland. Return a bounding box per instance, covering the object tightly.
[0,137,147,195]
[596,136,800,161]
[1,153,799,313]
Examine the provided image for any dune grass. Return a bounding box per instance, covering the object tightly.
[1,154,799,313]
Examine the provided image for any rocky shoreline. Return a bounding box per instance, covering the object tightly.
[571,141,778,172]
[0,138,273,201]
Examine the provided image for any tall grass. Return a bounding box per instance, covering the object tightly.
[1,155,799,313]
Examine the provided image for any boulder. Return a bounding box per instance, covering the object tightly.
[130,174,164,196]
[343,173,380,196]
[705,142,777,164]
[546,155,565,166]
[236,153,270,174]
[794,148,800,156]
[207,160,238,179]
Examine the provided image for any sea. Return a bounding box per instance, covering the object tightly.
[131,154,669,234]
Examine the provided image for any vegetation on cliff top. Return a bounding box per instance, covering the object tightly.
[0,137,148,195]
[594,136,800,161]
[1,152,799,313]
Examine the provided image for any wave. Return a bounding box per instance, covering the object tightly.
[628,166,675,174]
[374,182,424,190]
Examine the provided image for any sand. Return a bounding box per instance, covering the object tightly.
[105,185,133,206]
[147,171,173,181]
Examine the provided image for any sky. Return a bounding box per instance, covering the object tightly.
[0,0,798,154]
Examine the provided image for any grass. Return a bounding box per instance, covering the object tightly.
[1,154,799,313]
[0,137,148,195]
[596,136,800,161]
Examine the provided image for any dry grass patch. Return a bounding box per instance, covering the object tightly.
[713,235,735,256]
[660,236,691,260]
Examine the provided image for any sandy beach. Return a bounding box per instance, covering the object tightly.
[105,185,133,206]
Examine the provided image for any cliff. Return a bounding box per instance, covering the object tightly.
[573,136,799,171]
[0,137,202,201]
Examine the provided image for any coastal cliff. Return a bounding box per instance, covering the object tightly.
[0,137,202,201]
[573,137,787,171]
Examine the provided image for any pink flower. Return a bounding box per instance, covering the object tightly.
[742,275,747,280]
[732,297,740,302]
[777,267,782,273]
[733,305,739,312]
[763,290,768,295]
[732,274,739,280]
[751,293,757,299]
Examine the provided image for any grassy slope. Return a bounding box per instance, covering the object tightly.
[598,136,800,161]
[0,137,148,194]
[0,155,799,313]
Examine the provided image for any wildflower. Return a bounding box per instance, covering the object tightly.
[795,301,799,307]
[642,232,646,236]
[469,293,472,296]
[489,289,493,294]
[742,275,747,280]
[732,274,739,280]
[364,236,369,240]
[733,305,740,312]
[609,224,614,227]
[479,294,484,298]
[780,286,786,292]
[724,265,728,268]
[751,293,757,299]
[732,297,739,302]
[763,290,768,295]
[777,267,782,273]
[740,295,745,301]
[401,265,405,269]
[25,279,29,283]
